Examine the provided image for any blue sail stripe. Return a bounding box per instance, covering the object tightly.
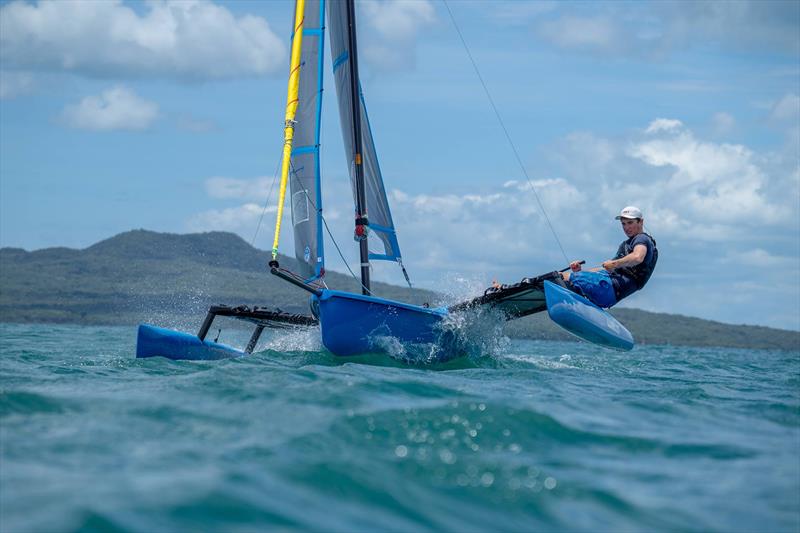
[332,51,349,72]
[290,29,322,41]
[291,145,318,155]
[368,225,401,262]
[369,223,395,234]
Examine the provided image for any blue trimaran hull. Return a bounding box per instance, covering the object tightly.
[137,324,244,360]
[543,281,634,351]
[136,283,634,360]
[313,289,448,356]
[136,290,447,360]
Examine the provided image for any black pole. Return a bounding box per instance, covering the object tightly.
[270,267,323,296]
[197,310,216,341]
[245,325,265,354]
[346,0,370,295]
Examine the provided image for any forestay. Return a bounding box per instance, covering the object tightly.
[289,0,326,280]
[326,0,402,263]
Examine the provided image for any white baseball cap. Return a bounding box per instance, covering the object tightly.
[615,206,643,220]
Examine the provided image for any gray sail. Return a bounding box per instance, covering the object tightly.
[289,0,326,280]
[327,0,402,262]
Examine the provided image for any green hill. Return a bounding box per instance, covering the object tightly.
[0,230,437,326]
[1,230,797,351]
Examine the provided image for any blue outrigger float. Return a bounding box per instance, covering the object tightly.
[136,0,635,362]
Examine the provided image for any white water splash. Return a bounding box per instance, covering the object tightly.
[432,272,494,308]
[259,327,323,353]
[375,306,512,364]
[501,352,580,370]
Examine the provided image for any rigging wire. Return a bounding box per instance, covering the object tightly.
[290,159,372,295]
[258,104,368,291]
[250,154,283,247]
[320,208,372,295]
[441,0,570,265]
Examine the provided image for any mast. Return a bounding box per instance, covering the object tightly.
[270,0,307,267]
[345,0,370,295]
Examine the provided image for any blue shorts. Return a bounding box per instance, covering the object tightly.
[568,270,617,308]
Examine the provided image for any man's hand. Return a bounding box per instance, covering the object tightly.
[602,260,616,271]
[570,260,583,272]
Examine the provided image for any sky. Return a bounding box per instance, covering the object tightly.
[1,0,798,330]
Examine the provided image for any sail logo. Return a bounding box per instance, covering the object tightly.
[304,246,311,262]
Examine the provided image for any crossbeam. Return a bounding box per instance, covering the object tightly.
[195,304,318,354]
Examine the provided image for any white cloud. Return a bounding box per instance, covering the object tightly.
[360,0,436,71]
[534,118,797,251]
[187,203,275,234]
[0,0,285,81]
[724,248,795,268]
[339,119,793,287]
[711,112,735,136]
[205,177,274,200]
[645,118,683,134]
[190,176,285,249]
[61,86,158,131]
[536,15,619,52]
[502,178,584,215]
[770,93,800,121]
[658,1,800,56]
[385,178,587,275]
[628,126,784,225]
[530,1,799,59]
[364,0,436,41]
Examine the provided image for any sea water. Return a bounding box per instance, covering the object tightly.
[1,322,798,532]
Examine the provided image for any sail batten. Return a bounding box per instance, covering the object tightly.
[332,51,349,71]
[291,145,317,155]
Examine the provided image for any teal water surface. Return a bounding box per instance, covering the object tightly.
[1,322,798,532]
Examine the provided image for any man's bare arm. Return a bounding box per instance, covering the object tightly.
[602,244,647,271]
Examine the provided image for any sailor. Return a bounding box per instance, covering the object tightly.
[562,206,658,308]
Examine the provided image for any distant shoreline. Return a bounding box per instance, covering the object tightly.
[2,230,798,352]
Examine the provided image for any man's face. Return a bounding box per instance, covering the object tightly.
[620,218,643,238]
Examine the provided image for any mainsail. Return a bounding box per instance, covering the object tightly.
[288,0,326,280]
[326,0,402,263]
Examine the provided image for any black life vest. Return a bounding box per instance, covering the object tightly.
[614,233,658,290]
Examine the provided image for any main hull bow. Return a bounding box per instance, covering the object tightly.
[314,289,447,356]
